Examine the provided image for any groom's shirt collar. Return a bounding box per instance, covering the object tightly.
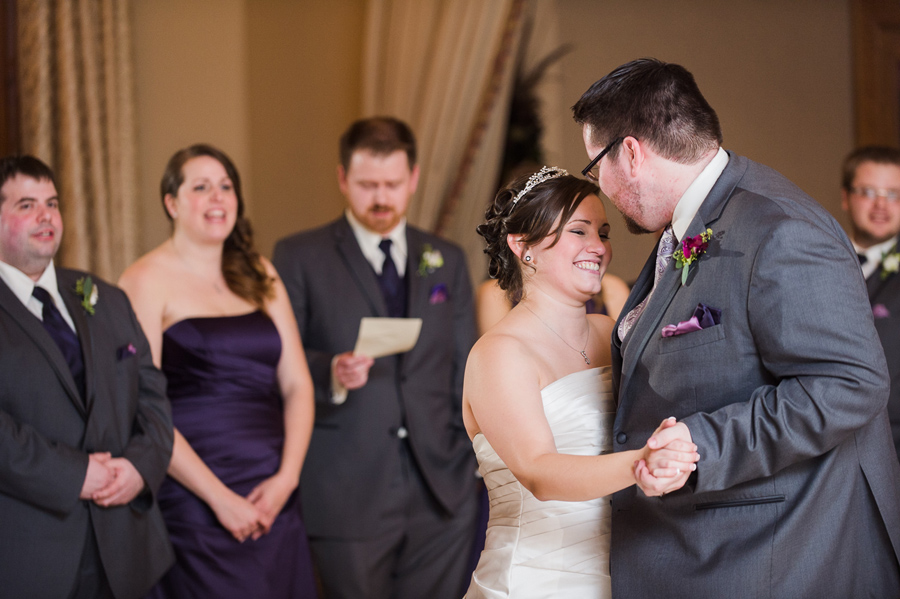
[670,147,729,242]
[0,259,76,332]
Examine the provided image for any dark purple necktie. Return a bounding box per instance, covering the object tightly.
[378,239,406,318]
[32,286,85,398]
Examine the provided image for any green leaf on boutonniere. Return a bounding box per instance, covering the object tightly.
[75,276,98,315]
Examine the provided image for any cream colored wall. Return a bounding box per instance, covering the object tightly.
[132,0,251,255]
[131,0,853,283]
[245,1,365,257]
[555,0,853,280]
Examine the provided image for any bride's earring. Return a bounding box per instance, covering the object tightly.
[524,255,532,262]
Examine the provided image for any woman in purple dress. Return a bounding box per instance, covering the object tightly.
[120,144,316,598]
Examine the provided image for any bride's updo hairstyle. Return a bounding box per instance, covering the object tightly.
[478,167,599,303]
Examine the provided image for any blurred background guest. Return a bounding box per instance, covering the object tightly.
[841,145,900,463]
[273,117,479,599]
[119,144,316,598]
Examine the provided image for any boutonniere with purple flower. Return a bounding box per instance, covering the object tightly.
[673,228,713,285]
[74,276,98,315]
[417,244,444,277]
[881,247,900,280]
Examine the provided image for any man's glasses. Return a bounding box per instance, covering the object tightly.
[581,136,625,183]
[850,186,900,203]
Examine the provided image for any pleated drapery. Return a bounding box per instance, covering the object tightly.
[18,0,139,280]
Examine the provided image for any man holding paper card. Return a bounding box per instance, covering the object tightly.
[273,116,478,599]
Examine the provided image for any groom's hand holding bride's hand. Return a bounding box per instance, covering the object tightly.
[634,417,699,497]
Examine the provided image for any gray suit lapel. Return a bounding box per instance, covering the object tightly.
[405,229,426,319]
[866,236,900,299]
[0,275,86,416]
[333,217,388,317]
[618,152,746,403]
[57,270,95,410]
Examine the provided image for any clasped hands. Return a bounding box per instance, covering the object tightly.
[211,471,298,543]
[79,452,145,507]
[633,417,699,497]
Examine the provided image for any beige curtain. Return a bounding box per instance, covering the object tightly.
[362,0,526,280]
[362,0,566,281]
[18,0,139,281]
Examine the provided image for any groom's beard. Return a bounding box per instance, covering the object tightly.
[622,213,654,235]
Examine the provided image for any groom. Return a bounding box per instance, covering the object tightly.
[573,58,900,597]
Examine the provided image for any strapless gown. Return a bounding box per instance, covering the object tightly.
[466,366,614,599]
[146,312,316,599]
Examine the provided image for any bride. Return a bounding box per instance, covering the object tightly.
[463,167,698,598]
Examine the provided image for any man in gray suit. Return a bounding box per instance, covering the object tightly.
[273,117,478,598]
[573,59,900,597]
[0,155,174,598]
[842,145,900,463]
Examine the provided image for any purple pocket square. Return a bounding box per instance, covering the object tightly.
[873,304,891,319]
[429,283,449,305]
[117,343,137,360]
[662,303,721,337]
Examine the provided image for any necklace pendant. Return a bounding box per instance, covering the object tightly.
[580,351,590,365]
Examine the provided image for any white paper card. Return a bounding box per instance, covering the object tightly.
[352,317,423,359]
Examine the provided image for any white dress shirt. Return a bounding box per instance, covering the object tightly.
[670,147,730,242]
[852,237,898,281]
[345,209,408,276]
[0,259,77,333]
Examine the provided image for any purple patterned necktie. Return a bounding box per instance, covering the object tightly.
[378,239,406,318]
[618,225,675,340]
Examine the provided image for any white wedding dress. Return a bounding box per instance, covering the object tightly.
[466,366,614,599]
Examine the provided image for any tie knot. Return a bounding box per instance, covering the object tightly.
[32,285,52,305]
[857,253,868,265]
[379,238,392,255]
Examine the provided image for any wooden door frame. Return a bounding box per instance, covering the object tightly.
[853,0,900,146]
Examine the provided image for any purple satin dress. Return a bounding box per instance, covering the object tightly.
[147,312,316,599]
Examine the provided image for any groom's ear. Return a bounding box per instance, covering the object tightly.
[507,234,526,260]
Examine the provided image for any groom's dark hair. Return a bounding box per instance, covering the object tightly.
[572,58,722,164]
[0,155,57,206]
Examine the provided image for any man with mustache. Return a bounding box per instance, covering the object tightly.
[0,155,174,598]
[273,117,479,598]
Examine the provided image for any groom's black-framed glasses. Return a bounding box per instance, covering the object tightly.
[581,136,625,183]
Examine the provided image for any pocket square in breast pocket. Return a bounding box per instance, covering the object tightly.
[117,343,137,360]
[429,283,449,305]
[662,303,721,337]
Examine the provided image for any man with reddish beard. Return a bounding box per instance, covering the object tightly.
[273,117,478,598]
[842,145,900,462]
[0,155,174,598]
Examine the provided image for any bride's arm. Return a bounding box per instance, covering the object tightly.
[464,336,697,502]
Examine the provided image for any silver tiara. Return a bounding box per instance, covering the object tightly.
[512,166,568,208]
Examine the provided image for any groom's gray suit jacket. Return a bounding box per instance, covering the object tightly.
[0,269,174,599]
[611,153,900,598]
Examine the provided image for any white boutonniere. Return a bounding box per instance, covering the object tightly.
[418,244,444,276]
[75,276,98,315]
[881,248,900,280]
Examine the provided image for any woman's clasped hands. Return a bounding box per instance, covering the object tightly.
[634,417,700,497]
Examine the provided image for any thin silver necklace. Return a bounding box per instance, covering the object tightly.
[522,304,591,365]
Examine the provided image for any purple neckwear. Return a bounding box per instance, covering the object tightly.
[378,239,406,318]
[32,285,85,398]
[618,225,675,340]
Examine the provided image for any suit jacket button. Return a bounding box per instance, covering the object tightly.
[616,433,627,444]
[396,426,408,439]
